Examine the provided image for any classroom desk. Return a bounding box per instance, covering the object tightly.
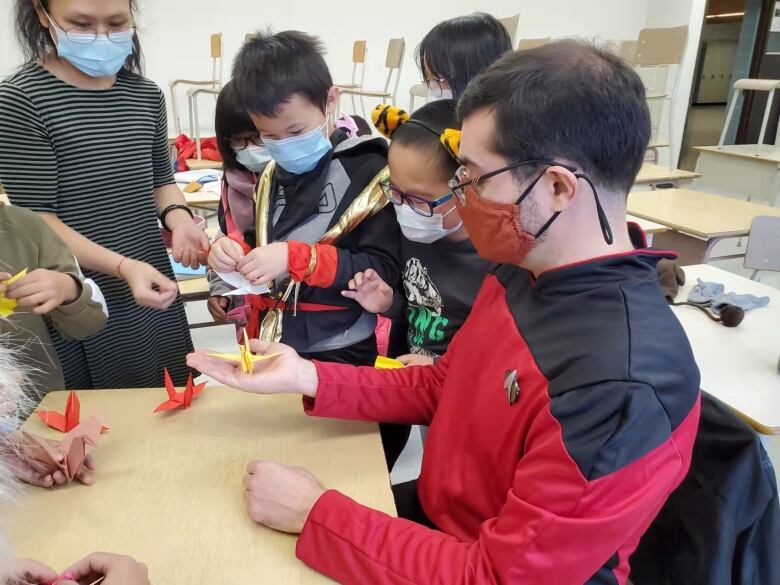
[693,144,780,207]
[632,163,701,191]
[627,188,780,264]
[9,388,396,584]
[673,264,780,435]
[185,158,224,171]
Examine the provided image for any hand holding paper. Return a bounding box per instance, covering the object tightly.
[19,415,103,485]
[215,270,270,297]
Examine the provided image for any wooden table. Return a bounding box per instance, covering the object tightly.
[627,188,780,264]
[673,264,780,435]
[693,144,780,207]
[633,163,701,191]
[186,158,224,172]
[9,389,396,584]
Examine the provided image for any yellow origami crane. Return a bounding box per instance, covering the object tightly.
[209,328,280,374]
[0,269,28,318]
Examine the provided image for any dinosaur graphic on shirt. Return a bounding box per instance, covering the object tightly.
[403,258,448,357]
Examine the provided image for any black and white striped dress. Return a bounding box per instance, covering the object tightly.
[0,63,193,389]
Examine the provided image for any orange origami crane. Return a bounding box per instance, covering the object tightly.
[0,268,28,318]
[20,415,103,482]
[36,390,108,434]
[153,369,207,413]
[208,328,280,374]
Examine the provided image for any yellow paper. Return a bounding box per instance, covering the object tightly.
[374,356,405,369]
[0,268,28,318]
[209,328,280,374]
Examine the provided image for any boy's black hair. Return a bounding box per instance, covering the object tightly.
[417,13,512,99]
[15,0,143,75]
[215,81,258,171]
[233,30,332,116]
[392,100,461,181]
[458,40,651,195]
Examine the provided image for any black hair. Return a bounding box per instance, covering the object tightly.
[233,30,332,116]
[417,13,512,99]
[458,40,651,195]
[392,100,461,181]
[14,0,143,75]
[215,81,258,171]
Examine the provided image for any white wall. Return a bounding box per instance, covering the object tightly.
[644,0,707,167]
[0,0,650,135]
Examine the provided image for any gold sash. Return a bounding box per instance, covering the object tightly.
[252,163,390,342]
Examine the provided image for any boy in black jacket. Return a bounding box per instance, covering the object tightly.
[209,31,400,366]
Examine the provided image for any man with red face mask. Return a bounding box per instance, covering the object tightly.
[187,40,701,585]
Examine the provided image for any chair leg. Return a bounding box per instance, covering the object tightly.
[170,85,181,136]
[360,96,367,120]
[750,269,760,281]
[188,94,195,140]
[351,93,357,115]
[193,95,202,160]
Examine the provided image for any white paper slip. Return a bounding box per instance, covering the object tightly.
[174,169,224,183]
[217,271,270,296]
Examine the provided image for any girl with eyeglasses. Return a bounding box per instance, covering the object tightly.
[0,0,207,390]
[345,101,491,368]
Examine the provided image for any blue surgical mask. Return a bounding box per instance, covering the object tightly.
[263,121,332,175]
[46,13,135,78]
[234,144,272,172]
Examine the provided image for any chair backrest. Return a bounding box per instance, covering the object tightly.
[210,33,223,88]
[353,40,367,64]
[634,26,688,66]
[498,14,520,43]
[745,215,780,272]
[386,38,405,69]
[719,79,780,146]
[518,37,551,51]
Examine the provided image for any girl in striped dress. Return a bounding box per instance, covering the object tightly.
[0,0,208,388]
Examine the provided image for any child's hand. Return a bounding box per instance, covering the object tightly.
[119,259,178,310]
[397,354,435,366]
[237,242,289,285]
[342,269,393,314]
[5,269,79,315]
[208,237,245,273]
[5,441,96,487]
[0,271,11,296]
[59,552,149,585]
[207,296,229,323]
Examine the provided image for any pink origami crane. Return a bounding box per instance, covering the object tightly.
[21,416,103,482]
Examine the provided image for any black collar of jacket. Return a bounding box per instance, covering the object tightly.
[494,250,677,296]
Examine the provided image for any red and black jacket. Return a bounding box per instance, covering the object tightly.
[296,251,702,584]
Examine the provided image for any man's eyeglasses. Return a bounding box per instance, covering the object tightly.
[380,180,454,217]
[448,159,577,205]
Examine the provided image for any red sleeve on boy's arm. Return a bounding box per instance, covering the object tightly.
[287,241,339,288]
[302,356,449,426]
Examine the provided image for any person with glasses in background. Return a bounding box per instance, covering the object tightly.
[187,41,702,584]
[417,12,512,102]
[345,100,491,373]
[0,0,207,390]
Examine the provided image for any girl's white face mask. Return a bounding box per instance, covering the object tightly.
[394,202,462,244]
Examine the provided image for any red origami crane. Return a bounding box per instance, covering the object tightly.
[35,390,108,434]
[153,369,207,413]
[21,416,103,482]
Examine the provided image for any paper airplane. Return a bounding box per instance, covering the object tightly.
[153,369,207,413]
[21,415,103,482]
[208,328,280,374]
[375,356,405,369]
[0,268,28,318]
[36,391,108,434]
[216,270,270,297]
